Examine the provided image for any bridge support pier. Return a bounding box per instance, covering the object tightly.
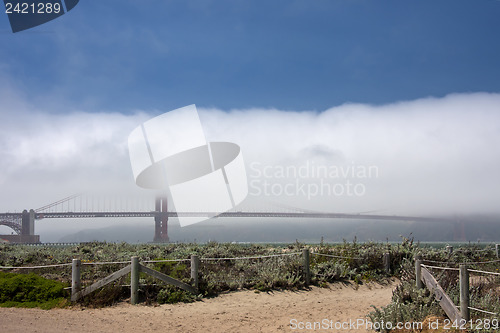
[154,197,169,243]
[21,209,35,236]
[2,209,40,243]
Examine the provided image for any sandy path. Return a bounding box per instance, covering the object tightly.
[0,280,397,333]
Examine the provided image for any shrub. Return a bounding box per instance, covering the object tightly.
[157,286,195,304]
[0,271,68,309]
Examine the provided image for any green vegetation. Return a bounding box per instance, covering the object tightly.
[0,271,68,309]
[157,286,195,304]
[1,237,500,331]
[0,240,400,307]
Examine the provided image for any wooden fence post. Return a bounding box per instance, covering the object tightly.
[496,244,499,259]
[421,266,462,322]
[460,264,470,321]
[383,253,391,274]
[131,256,139,305]
[303,249,310,286]
[415,258,423,289]
[191,255,199,293]
[71,259,81,301]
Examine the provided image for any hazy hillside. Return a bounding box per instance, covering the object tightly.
[56,215,500,243]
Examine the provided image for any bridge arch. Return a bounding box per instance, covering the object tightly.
[0,220,21,234]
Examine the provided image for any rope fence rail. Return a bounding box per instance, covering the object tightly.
[0,263,72,269]
[142,259,191,264]
[469,307,498,316]
[468,268,500,277]
[1,246,496,271]
[421,264,459,272]
[421,258,500,266]
[81,260,130,265]
[311,252,364,260]
[200,252,302,261]
[0,252,305,269]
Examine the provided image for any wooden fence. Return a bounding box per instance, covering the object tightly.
[71,256,199,304]
[415,256,500,322]
[415,258,465,322]
[65,247,500,311]
[68,249,392,304]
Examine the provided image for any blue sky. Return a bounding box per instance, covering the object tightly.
[1,0,500,112]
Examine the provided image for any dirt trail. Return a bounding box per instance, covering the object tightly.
[0,280,398,333]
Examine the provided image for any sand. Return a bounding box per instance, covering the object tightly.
[0,280,398,333]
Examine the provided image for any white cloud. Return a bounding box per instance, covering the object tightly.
[1,92,499,219]
[201,93,500,215]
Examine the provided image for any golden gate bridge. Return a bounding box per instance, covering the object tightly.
[0,193,454,244]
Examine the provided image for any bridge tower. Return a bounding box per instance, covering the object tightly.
[154,197,169,242]
[453,218,466,241]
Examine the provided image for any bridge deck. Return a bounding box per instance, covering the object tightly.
[0,211,450,222]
